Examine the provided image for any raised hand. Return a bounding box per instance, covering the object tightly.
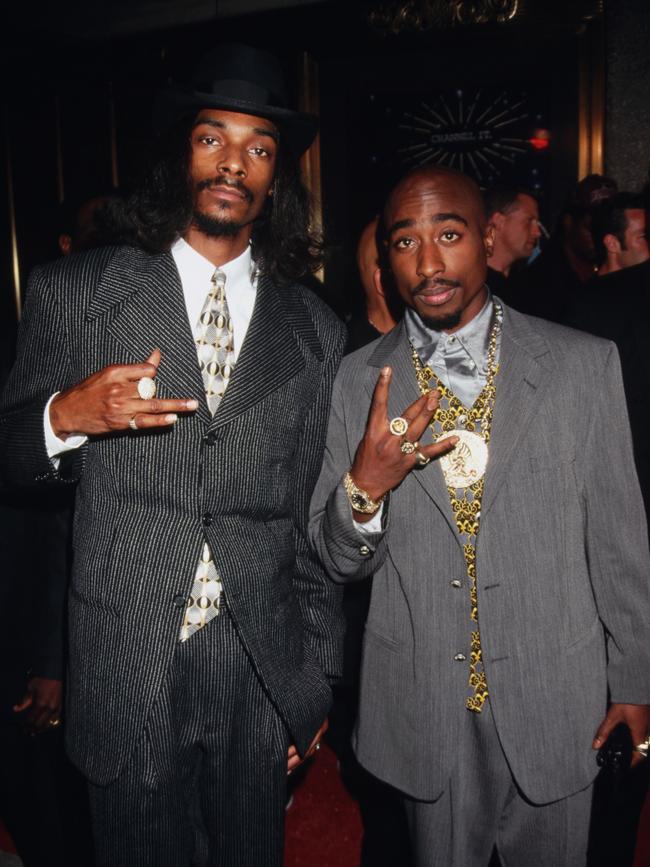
[349,366,457,521]
[49,349,199,438]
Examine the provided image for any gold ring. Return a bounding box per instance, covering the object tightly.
[400,440,417,455]
[137,376,156,400]
[128,416,139,431]
[634,738,650,759]
[415,450,430,466]
[49,718,61,728]
[389,417,408,437]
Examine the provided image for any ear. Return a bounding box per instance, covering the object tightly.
[604,233,620,254]
[484,223,496,258]
[372,267,386,298]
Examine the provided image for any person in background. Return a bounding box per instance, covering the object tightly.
[482,186,541,309]
[510,173,617,322]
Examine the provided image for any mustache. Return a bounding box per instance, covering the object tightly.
[412,277,460,296]
[196,177,254,204]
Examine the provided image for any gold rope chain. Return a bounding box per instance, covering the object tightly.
[409,303,502,712]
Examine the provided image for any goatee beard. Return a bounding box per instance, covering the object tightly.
[192,210,244,238]
[418,309,462,331]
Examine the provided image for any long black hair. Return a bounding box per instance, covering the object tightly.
[102,114,324,285]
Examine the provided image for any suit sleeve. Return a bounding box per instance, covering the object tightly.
[581,342,650,704]
[0,266,85,488]
[309,366,390,584]
[290,322,347,680]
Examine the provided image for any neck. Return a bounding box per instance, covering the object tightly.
[183,225,252,268]
[366,299,397,334]
[597,257,620,277]
[563,243,596,283]
[488,250,513,277]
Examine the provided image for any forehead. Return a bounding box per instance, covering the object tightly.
[624,208,646,228]
[514,193,539,214]
[386,174,482,229]
[193,108,278,137]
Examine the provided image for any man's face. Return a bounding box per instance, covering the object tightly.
[493,193,541,265]
[189,109,278,238]
[619,208,650,268]
[384,171,492,332]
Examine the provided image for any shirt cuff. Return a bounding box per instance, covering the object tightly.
[353,503,385,535]
[44,393,88,462]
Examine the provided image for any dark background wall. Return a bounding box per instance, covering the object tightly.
[1,0,648,349]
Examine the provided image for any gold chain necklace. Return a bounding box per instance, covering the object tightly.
[408,302,502,712]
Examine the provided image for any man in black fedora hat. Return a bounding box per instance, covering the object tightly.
[1,43,345,866]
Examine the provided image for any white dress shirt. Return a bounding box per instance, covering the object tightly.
[44,238,258,460]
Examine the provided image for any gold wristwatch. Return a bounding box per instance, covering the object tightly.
[343,472,385,515]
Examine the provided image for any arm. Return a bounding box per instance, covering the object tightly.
[310,365,456,582]
[581,343,650,763]
[0,266,198,489]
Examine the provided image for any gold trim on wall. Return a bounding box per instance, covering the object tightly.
[298,52,324,282]
[578,13,605,178]
[4,110,22,321]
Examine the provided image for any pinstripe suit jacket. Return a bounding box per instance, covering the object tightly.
[0,245,346,785]
[310,305,650,805]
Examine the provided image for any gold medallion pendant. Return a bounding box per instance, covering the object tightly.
[436,428,488,489]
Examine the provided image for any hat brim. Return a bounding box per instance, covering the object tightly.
[154,86,319,156]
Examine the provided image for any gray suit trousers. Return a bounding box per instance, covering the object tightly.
[403,701,593,867]
[87,609,289,867]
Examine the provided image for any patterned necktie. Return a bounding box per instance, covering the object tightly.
[179,268,235,642]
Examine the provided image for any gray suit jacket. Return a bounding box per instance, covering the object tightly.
[0,245,346,785]
[310,305,650,805]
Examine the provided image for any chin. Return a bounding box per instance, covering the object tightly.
[417,305,462,331]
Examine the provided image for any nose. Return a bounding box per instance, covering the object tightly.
[416,241,445,279]
[217,146,247,178]
[531,219,542,240]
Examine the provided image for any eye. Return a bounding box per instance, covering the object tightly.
[198,134,220,147]
[440,230,460,243]
[249,146,272,158]
[394,237,415,250]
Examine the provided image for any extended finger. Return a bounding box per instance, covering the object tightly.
[128,398,199,416]
[367,367,392,431]
[400,390,442,442]
[418,435,460,461]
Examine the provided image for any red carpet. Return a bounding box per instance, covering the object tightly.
[285,743,362,867]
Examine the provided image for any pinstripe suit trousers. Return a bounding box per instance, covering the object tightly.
[87,609,289,867]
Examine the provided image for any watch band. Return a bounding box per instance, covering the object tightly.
[343,471,385,515]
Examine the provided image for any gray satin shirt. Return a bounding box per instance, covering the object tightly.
[405,291,501,408]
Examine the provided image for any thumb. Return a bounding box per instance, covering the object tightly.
[13,693,33,713]
[592,710,619,749]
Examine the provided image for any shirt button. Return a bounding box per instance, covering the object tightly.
[359,545,371,557]
[202,512,213,526]
[454,653,467,662]
[450,579,462,588]
[203,432,217,446]
[173,594,187,608]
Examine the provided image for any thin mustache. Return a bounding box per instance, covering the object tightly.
[197,177,253,203]
[412,278,460,296]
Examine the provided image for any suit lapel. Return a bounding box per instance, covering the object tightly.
[87,248,211,423]
[208,273,306,430]
[481,307,551,515]
[367,323,460,538]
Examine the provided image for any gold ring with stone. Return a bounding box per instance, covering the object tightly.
[137,376,156,400]
[389,417,408,437]
[400,440,417,455]
[415,450,431,466]
[128,416,139,431]
[634,738,650,759]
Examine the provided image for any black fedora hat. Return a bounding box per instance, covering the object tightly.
[156,43,318,156]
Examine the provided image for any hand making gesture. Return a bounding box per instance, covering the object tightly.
[348,366,458,522]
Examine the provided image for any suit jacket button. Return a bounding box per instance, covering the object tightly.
[359,544,371,557]
[202,512,213,526]
[450,579,462,588]
[204,432,217,446]
[173,594,187,608]
[454,653,466,662]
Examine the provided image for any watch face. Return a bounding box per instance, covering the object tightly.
[351,493,368,510]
